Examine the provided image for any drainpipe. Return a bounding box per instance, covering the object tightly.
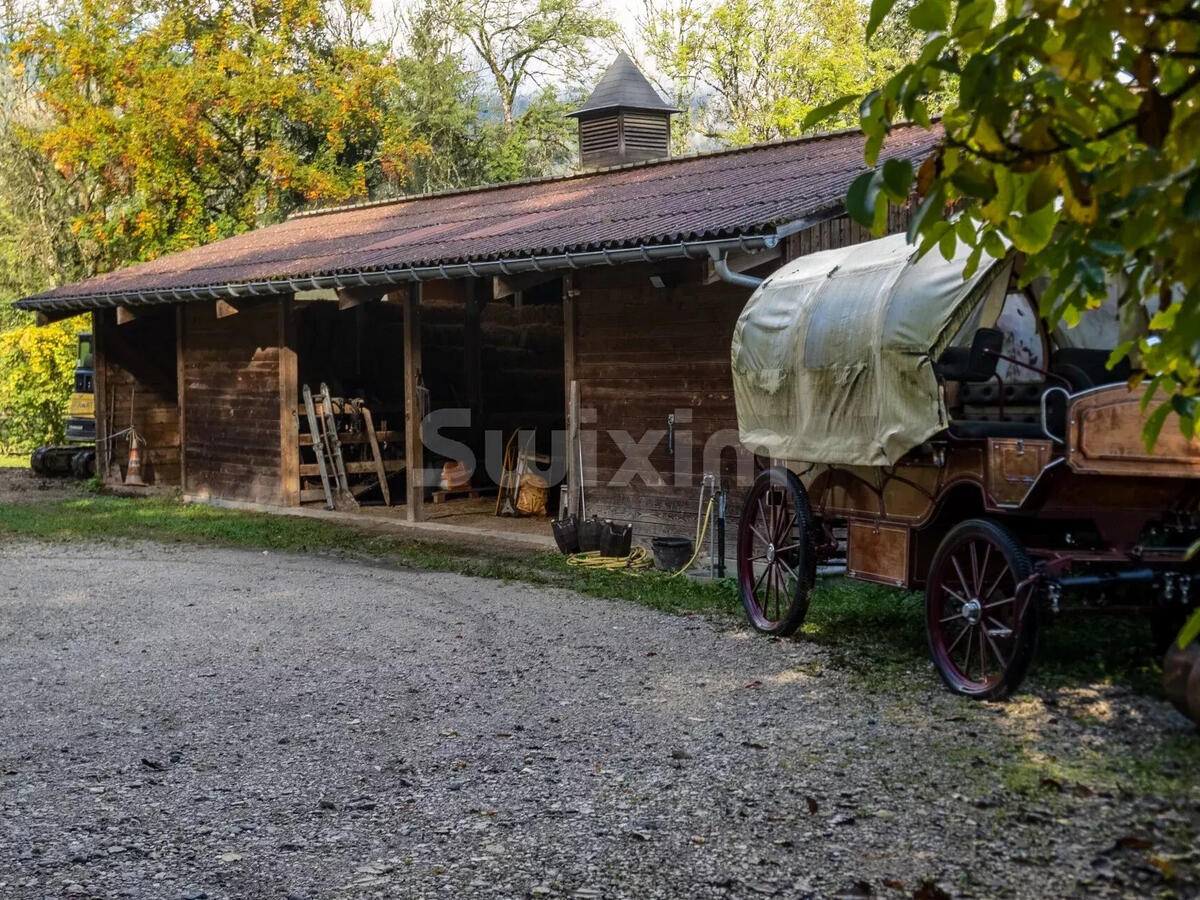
[708,247,764,289]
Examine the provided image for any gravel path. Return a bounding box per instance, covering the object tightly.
[1,540,1197,899]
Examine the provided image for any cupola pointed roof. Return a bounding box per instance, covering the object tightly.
[568,51,679,117]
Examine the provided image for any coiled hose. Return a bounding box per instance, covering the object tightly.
[565,496,715,577]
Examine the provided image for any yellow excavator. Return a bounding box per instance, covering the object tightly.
[29,331,96,478]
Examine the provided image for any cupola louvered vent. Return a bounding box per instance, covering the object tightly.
[569,52,679,169]
[579,115,621,158]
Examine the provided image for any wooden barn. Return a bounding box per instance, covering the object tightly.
[15,55,939,557]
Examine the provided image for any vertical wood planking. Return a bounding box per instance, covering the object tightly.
[176,305,186,490]
[278,295,300,507]
[96,306,181,485]
[93,310,109,481]
[563,276,578,517]
[404,282,425,522]
[181,299,284,504]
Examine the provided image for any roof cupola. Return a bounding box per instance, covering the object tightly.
[568,52,679,169]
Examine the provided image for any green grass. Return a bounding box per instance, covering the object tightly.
[0,493,740,617]
[0,453,28,468]
[798,568,1165,697]
[0,492,1173,691]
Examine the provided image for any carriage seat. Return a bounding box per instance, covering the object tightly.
[1049,349,1131,392]
[934,328,1003,383]
[947,418,1046,440]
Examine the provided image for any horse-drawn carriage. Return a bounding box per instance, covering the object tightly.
[731,233,1200,714]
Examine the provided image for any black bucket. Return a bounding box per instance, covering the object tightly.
[600,520,633,558]
[577,516,606,553]
[652,536,694,572]
[551,514,579,554]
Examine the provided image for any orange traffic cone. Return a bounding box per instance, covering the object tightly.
[124,437,146,486]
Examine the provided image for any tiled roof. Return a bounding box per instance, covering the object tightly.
[568,52,679,116]
[18,124,942,310]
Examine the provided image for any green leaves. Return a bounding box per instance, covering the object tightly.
[845,0,1200,442]
[881,157,914,199]
[866,0,899,40]
[1007,204,1059,254]
[908,0,949,33]
[847,169,885,228]
[801,95,859,131]
[1184,170,1200,221]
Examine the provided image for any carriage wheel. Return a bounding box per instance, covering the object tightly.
[737,468,817,636]
[925,519,1038,700]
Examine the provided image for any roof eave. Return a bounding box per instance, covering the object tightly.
[14,214,844,314]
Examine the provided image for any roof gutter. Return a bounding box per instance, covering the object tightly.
[15,211,842,315]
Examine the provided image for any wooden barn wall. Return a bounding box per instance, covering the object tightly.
[573,261,753,546]
[180,297,296,506]
[94,306,181,486]
[574,209,913,552]
[783,207,912,262]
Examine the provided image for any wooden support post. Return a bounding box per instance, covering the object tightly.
[176,305,187,494]
[116,305,138,325]
[278,295,299,507]
[403,282,425,522]
[563,276,578,517]
[93,310,110,482]
[464,277,485,457]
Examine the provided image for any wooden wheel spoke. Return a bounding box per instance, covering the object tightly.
[939,611,965,624]
[960,624,974,678]
[777,555,798,582]
[950,555,973,603]
[969,542,981,598]
[946,621,971,655]
[977,625,989,682]
[749,525,771,546]
[982,595,1015,610]
[941,583,970,605]
[981,567,1009,604]
[752,563,770,602]
[983,626,1010,670]
[978,544,992,596]
[774,542,802,554]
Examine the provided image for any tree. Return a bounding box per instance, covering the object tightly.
[834,0,1200,442]
[437,0,617,127]
[639,0,924,147]
[9,0,426,272]
[0,318,79,453]
[391,0,490,193]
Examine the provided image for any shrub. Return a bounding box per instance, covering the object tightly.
[0,319,82,452]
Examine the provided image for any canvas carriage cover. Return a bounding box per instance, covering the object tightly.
[731,232,1012,466]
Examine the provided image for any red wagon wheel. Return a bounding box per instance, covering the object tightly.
[737,468,816,636]
[925,519,1038,700]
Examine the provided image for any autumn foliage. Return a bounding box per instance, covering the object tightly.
[0,319,81,452]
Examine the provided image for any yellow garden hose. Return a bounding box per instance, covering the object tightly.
[565,497,715,577]
[566,546,654,572]
[668,497,714,578]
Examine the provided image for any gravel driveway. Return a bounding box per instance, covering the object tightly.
[1,540,1197,899]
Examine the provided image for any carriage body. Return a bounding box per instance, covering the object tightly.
[731,233,1200,702]
[798,385,1200,591]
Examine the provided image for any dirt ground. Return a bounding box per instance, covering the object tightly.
[0,465,90,505]
[0,537,1197,900]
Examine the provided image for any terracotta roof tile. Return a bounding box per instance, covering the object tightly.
[19,124,941,309]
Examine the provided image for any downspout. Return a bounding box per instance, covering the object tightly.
[708,247,764,289]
